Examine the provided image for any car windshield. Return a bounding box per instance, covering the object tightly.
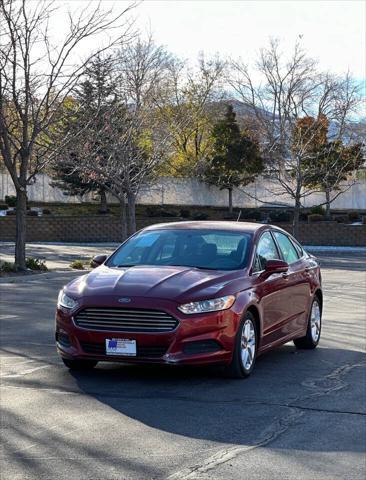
[107,229,252,271]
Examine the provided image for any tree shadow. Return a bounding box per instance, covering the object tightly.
[64,344,366,450]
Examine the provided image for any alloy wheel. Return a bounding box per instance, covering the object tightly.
[240,318,256,371]
[310,299,321,342]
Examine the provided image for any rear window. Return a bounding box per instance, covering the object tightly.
[107,229,252,271]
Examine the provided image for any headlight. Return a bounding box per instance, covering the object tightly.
[58,290,78,310]
[178,295,235,314]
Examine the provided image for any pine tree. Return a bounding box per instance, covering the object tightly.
[201,105,264,213]
[52,55,118,212]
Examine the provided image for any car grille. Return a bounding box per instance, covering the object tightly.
[74,308,179,333]
[80,341,168,358]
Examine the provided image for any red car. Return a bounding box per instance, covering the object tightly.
[56,221,322,378]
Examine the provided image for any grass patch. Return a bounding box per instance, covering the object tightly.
[25,257,48,271]
[0,261,16,273]
[0,257,48,274]
[69,259,86,270]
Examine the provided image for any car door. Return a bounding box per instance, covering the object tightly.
[251,230,290,349]
[272,230,311,336]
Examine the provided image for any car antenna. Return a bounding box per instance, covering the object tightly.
[237,210,242,222]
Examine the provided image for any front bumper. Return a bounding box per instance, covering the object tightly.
[55,301,240,366]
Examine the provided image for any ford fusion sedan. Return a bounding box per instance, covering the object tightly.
[55,221,322,378]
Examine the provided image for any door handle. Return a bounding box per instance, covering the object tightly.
[282,272,289,279]
[304,267,311,274]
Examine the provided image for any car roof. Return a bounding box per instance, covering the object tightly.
[143,221,270,234]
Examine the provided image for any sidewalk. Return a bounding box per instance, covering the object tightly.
[0,242,117,270]
[1,241,365,272]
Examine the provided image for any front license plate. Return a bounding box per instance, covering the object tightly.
[105,338,137,356]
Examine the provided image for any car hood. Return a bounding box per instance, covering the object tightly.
[66,265,249,303]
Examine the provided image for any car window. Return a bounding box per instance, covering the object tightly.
[254,231,280,272]
[107,229,252,271]
[273,231,300,264]
[289,237,304,258]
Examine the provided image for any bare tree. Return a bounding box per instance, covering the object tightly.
[60,36,173,239]
[230,39,362,236]
[293,114,364,219]
[116,35,172,231]
[156,54,226,175]
[70,101,170,240]
[0,0,134,270]
[117,33,171,111]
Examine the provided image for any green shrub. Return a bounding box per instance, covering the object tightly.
[145,206,160,217]
[0,204,8,211]
[5,195,16,207]
[180,209,191,218]
[348,211,361,222]
[145,206,178,217]
[269,211,291,223]
[70,260,85,270]
[42,208,51,215]
[299,212,308,221]
[246,210,262,221]
[334,215,349,223]
[223,212,239,220]
[26,257,48,271]
[308,214,325,222]
[0,261,16,272]
[310,205,325,215]
[193,213,209,220]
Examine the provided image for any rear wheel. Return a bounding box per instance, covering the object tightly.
[226,311,257,378]
[62,358,98,371]
[294,296,322,349]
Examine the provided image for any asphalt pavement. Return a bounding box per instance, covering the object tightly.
[0,253,365,480]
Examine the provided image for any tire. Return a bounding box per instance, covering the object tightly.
[294,295,322,349]
[225,311,258,378]
[62,358,98,371]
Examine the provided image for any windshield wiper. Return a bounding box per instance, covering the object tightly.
[112,264,220,270]
[169,264,218,271]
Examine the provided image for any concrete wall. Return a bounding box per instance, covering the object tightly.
[1,216,365,246]
[1,173,366,210]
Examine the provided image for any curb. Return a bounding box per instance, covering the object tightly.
[0,269,81,284]
[305,246,366,254]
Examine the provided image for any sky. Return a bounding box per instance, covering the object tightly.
[60,0,366,80]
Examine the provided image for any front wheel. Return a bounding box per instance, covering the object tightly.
[294,296,322,349]
[226,311,257,378]
[62,358,98,371]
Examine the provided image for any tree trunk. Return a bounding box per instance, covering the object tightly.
[228,188,233,214]
[127,192,136,236]
[292,199,301,239]
[99,188,108,214]
[119,196,128,241]
[15,189,27,271]
[325,188,331,220]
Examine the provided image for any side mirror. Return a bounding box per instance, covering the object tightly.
[91,254,107,268]
[261,259,289,278]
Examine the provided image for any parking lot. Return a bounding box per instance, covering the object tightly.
[0,253,365,480]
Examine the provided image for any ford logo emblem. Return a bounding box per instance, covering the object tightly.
[118,297,131,303]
